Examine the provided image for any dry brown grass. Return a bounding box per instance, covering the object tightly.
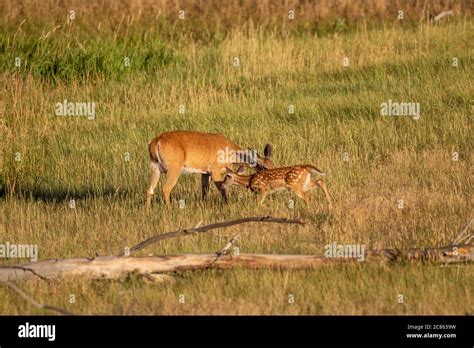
[1,0,471,39]
[0,1,473,315]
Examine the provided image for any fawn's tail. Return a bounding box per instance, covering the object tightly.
[307,165,326,176]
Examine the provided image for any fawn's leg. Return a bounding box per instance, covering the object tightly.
[291,185,310,206]
[257,187,269,205]
[146,163,161,210]
[316,179,333,207]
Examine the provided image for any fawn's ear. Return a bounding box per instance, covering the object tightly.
[225,166,233,173]
[264,144,273,158]
[236,165,245,174]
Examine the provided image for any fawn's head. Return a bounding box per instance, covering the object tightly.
[222,166,248,189]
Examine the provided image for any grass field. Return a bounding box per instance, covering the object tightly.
[1,0,473,315]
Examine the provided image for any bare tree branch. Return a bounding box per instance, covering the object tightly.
[207,234,240,268]
[452,218,474,245]
[0,280,73,315]
[119,216,305,256]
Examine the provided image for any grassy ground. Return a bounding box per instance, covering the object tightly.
[1,1,473,315]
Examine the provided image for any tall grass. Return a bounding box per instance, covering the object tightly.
[0,1,473,315]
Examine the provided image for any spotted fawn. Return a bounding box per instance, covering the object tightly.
[222,165,332,206]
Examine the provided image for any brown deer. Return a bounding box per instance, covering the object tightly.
[146,130,273,208]
[222,165,332,207]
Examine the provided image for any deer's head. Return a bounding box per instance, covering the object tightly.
[243,144,273,170]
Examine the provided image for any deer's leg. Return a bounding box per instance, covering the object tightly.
[316,179,333,207]
[146,162,161,210]
[162,165,181,208]
[214,181,228,203]
[211,170,228,203]
[201,173,211,199]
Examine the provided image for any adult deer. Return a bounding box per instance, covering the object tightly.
[222,165,332,207]
[146,131,273,208]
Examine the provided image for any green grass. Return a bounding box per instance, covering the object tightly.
[1,12,473,314]
[0,32,177,83]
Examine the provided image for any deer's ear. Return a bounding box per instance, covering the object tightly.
[236,165,245,174]
[264,144,273,158]
[225,167,233,173]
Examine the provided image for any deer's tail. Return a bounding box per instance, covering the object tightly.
[148,139,167,173]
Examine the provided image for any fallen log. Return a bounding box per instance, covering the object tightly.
[1,244,472,282]
[0,254,330,281]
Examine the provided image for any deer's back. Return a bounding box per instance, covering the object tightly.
[151,131,242,168]
[250,166,310,190]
